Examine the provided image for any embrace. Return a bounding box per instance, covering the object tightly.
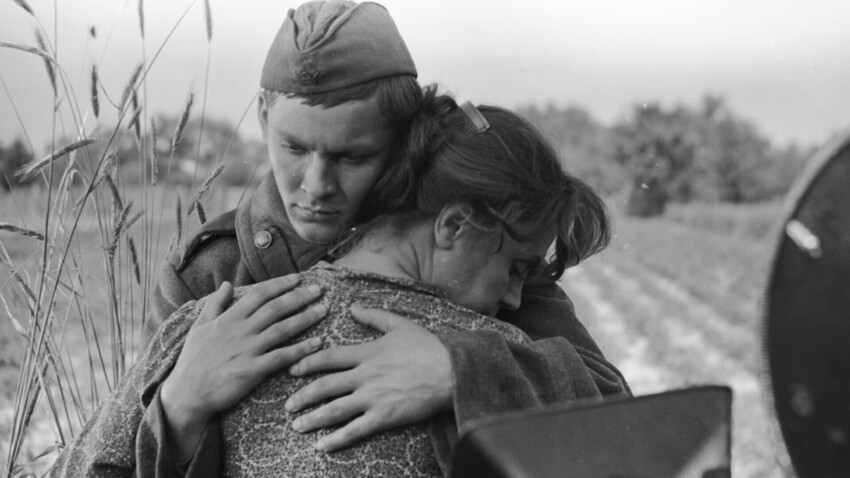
[51,1,629,477]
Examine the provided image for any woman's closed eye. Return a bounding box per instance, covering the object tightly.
[512,260,543,281]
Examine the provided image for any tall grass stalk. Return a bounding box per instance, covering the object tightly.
[0,2,226,475]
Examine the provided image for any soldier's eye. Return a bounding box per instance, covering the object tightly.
[282,142,308,155]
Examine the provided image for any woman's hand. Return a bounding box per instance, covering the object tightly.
[160,274,328,462]
[284,306,454,452]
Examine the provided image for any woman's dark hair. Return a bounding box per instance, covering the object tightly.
[345,85,611,281]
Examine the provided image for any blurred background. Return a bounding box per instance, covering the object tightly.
[2,0,850,476]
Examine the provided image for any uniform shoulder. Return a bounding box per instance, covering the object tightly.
[171,209,239,273]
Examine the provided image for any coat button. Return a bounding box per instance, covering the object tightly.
[254,230,273,249]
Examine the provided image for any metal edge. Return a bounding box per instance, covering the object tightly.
[757,127,850,475]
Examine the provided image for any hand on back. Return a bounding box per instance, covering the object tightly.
[159,274,327,460]
[284,306,454,452]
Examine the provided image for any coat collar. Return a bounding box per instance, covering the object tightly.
[235,172,327,281]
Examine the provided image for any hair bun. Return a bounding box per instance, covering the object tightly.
[404,85,456,169]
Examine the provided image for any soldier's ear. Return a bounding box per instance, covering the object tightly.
[257,93,269,142]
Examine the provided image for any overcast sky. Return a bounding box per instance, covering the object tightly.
[2,0,850,150]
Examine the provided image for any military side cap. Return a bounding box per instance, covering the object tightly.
[261,0,417,94]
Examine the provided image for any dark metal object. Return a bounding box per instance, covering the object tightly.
[451,386,732,478]
[765,130,850,478]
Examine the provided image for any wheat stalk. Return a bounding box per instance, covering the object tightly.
[90,65,100,118]
[150,118,158,185]
[13,0,34,16]
[175,194,183,246]
[196,202,207,224]
[137,0,145,39]
[0,40,54,63]
[107,201,134,260]
[0,223,47,242]
[16,138,96,182]
[187,164,223,217]
[172,93,194,152]
[204,0,213,41]
[128,237,141,285]
[128,90,142,141]
[0,254,37,303]
[33,29,56,93]
[126,210,145,231]
[119,64,144,111]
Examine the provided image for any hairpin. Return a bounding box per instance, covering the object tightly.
[460,101,490,133]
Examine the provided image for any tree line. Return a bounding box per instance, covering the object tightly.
[519,95,814,216]
[4,96,816,217]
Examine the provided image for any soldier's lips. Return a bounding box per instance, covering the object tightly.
[292,205,341,223]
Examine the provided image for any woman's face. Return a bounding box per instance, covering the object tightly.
[438,228,554,317]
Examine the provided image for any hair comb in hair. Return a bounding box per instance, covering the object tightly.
[460,101,490,133]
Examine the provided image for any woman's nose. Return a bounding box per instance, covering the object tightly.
[499,278,523,312]
[300,154,338,199]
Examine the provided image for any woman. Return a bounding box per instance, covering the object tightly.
[50,89,611,477]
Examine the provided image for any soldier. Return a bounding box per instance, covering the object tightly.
[148,0,629,468]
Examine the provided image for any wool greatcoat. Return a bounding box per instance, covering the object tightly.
[50,263,625,477]
[60,171,629,477]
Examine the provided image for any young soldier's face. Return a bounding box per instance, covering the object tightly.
[259,94,394,243]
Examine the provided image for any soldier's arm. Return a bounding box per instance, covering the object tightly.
[146,253,199,346]
[283,284,629,451]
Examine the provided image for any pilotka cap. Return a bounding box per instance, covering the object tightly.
[260,0,417,94]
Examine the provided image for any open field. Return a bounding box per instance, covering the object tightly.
[567,201,791,477]
[2,197,794,475]
[1,183,240,475]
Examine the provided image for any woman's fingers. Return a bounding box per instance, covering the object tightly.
[313,410,385,453]
[255,303,327,351]
[291,393,363,435]
[257,336,324,376]
[348,305,405,333]
[285,368,360,413]
[288,342,368,376]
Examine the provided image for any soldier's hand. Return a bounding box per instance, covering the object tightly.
[160,274,327,461]
[283,306,454,452]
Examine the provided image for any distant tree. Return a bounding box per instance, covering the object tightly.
[611,96,794,215]
[0,138,35,190]
[517,103,627,195]
[611,103,700,215]
[695,97,773,203]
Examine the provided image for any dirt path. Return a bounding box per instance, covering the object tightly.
[564,260,794,477]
